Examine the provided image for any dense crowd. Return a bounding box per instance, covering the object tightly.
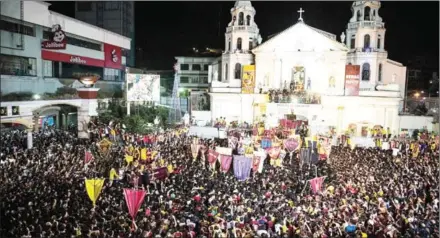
[0,124,438,238]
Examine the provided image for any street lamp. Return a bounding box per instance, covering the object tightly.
[414,92,420,98]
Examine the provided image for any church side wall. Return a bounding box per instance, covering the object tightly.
[383,61,407,98]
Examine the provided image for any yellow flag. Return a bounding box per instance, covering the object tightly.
[167,164,174,174]
[125,155,134,164]
[85,178,105,207]
[109,168,118,181]
[141,148,147,160]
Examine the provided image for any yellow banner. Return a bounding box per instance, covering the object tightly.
[141,148,147,160]
[85,178,105,207]
[241,65,256,94]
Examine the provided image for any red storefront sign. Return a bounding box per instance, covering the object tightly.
[344,65,360,96]
[104,43,122,69]
[41,50,105,68]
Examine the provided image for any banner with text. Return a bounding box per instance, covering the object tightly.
[241,65,256,94]
[344,65,360,96]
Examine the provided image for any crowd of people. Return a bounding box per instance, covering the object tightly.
[0,121,438,238]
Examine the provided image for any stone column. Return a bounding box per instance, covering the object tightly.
[27,128,33,149]
[76,88,100,139]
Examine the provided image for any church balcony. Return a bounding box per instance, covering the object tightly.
[264,90,322,105]
[226,25,258,33]
[347,21,385,29]
[348,47,387,56]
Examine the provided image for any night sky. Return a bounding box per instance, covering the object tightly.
[48,1,439,70]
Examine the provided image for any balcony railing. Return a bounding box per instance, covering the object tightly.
[226,25,258,33]
[347,21,385,29]
[263,89,321,104]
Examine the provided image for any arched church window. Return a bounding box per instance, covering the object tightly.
[235,63,242,79]
[362,63,370,81]
[237,37,242,50]
[364,7,371,20]
[356,10,362,21]
[232,16,236,25]
[238,12,244,26]
[363,34,370,49]
[378,63,382,82]
[372,10,376,20]
[225,63,228,81]
[246,15,251,26]
[377,35,381,49]
[228,39,231,51]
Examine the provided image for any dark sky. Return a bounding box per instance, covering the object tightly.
[48,1,439,70]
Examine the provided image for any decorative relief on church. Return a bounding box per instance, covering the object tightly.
[291,66,306,91]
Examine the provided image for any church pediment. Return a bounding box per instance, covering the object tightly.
[252,22,348,54]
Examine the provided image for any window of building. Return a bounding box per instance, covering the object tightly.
[0,54,36,76]
[356,10,361,21]
[362,63,370,81]
[350,35,355,49]
[58,62,103,79]
[378,63,382,82]
[192,64,201,71]
[203,64,209,71]
[249,40,254,50]
[105,2,120,10]
[42,60,52,77]
[246,15,251,26]
[234,63,242,79]
[180,77,189,83]
[104,68,122,81]
[0,20,35,37]
[363,34,370,49]
[238,12,244,26]
[225,63,228,81]
[180,64,189,70]
[228,39,231,51]
[364,7,371,20]
[77,2,92,12]
[377,35,381,49]
[237,37,242,50]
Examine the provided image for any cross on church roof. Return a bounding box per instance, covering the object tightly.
[298,7,305,22]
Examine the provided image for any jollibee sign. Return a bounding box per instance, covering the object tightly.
[41,24,67,50]
[104,43,122,69]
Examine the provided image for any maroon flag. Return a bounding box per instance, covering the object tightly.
[309,176,325,194]
[123,188,146,230]
[84,150,94,164]
[208,149,219,165]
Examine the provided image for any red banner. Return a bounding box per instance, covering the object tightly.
[104,43,122,69]
[344,65,360,96]
[41,50,104,67]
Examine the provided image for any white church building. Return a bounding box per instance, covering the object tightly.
[193,1,429,136]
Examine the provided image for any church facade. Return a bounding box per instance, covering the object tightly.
[203,1,408,136]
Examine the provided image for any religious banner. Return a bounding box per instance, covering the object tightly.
[191,144,200,160]
[241,65,256,94]
[344,65,360,96]
[123,188,146,230]
[309,176,326,194]
[284,138,300,152]
[85,178,105,207]
[84,150,94,164]
[190,91,210,111]
[220,155,233,172]
[233,155,253,181]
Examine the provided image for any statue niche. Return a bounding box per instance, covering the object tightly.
[291,66,305,92]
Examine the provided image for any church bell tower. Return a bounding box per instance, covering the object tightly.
[221,1,261,83]
[345,0,388,88]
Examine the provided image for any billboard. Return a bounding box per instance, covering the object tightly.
[190,91,210,111]
[41,24,67,50]
[344,65,360,96]
[241,65,256,94]
[126,74,160,102]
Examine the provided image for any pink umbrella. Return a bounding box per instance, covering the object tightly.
[123,188,146,230]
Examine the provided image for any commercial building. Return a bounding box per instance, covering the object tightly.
[0,1,131,130]
[74,1,135,67]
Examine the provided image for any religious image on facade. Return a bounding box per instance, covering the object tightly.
[190,92,210,111]
[291,66,306,91]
